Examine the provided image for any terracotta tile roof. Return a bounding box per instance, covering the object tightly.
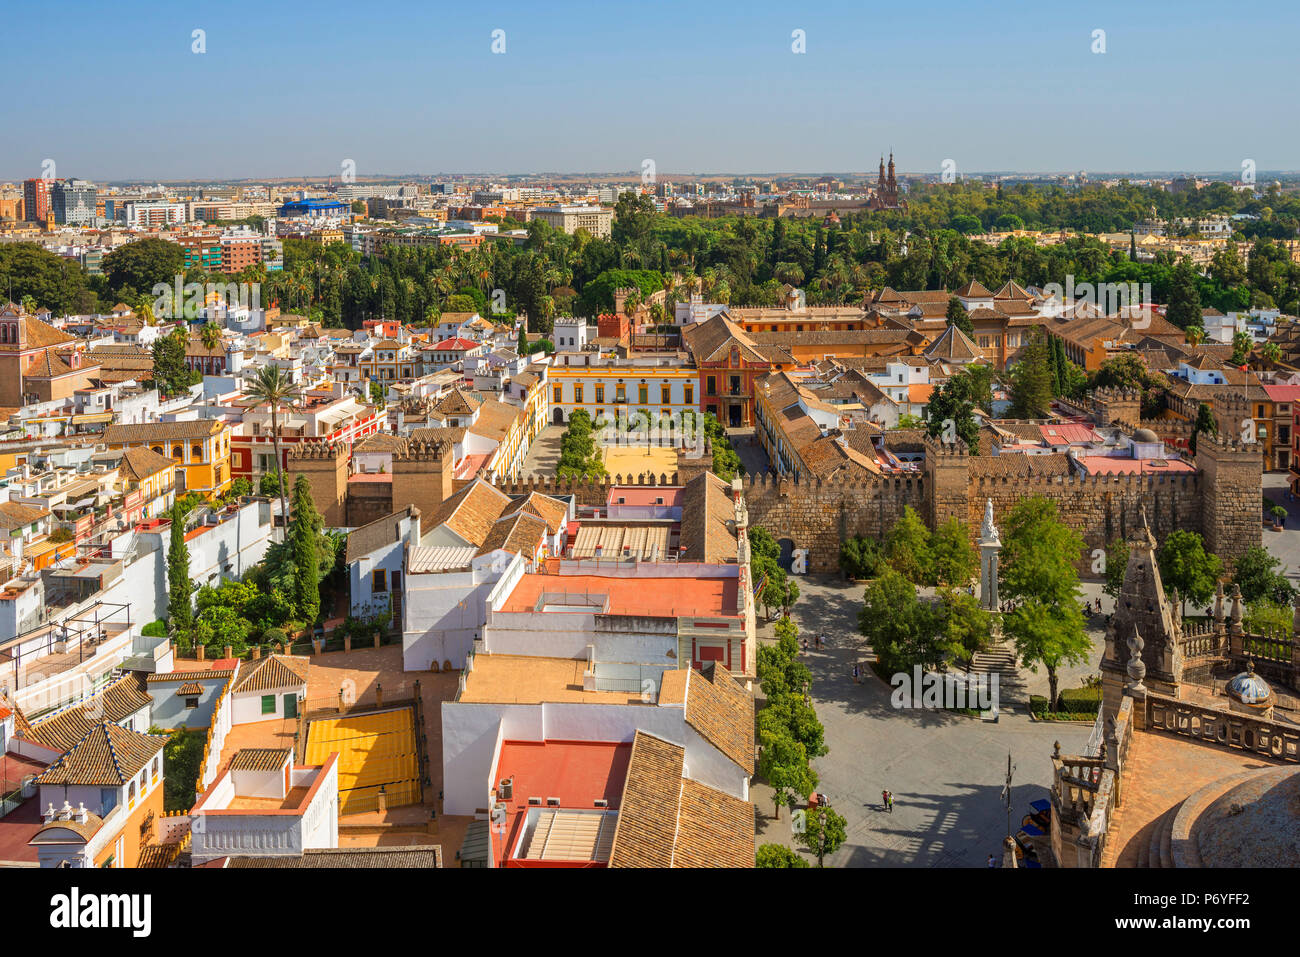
[231,655,309,694]
[425,478,513,548]
[507,491,568,534]
[353,432,408,453]
[677,472,736,564]
[225,846,443,867]
[175,682,205,696]
[104,420,225,444]
[673,777,755,867]
[146,669,235,684]
[37,722,166,787]
[466,397,521,441]
[137,841,183,868]
[684,663,755,773]
[26,349,79,378]
[476,510,547,558]
[26,675,153,754]
[434,389,482,417]
[954,280,993,298]
[924,324,982,361]
[345,505,418,565]
[607,730,753,868]
[0,500,51,531]
[681,313,768,364]
[119,446,175,482]
[229,748,291,772]
[607,731,686,867]
[968,452,1073,478]
[31,811,107,844]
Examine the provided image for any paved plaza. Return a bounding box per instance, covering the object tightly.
[755,575,1091,867]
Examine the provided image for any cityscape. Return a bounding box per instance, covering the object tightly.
[0,0,1293,935]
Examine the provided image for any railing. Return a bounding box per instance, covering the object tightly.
[1146,693,1300,762]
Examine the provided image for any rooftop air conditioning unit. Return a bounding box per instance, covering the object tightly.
[499,777,514,801]
[527,796,542,806]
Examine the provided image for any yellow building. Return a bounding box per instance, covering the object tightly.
[103,420,232,496]
[547,360,698,427]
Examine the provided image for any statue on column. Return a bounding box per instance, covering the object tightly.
[978,499,1001,611]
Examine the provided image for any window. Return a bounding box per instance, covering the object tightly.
[684,384,694,405]
[729,376,741,394]
[595,385,604,403]
[185,696,199,709]
[638,384,649,404]
[192,443,202,458]
[706,376,716,396]
[553,385,562,403]
[261,694,276,715]
[661,385,672,403]
[574,385,584,404]
[372,569,388,593]
[615,384,626,402]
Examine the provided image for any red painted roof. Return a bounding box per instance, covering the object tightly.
[1264,384,1300,403]
[501,572,738,618]
[492,739,632,867]
[1038,423,1101,445]
[1077,455,1195,475]
[433,337,478,351]
[605,486,684,508]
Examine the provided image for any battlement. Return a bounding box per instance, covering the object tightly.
[287,440,347,462]
[921,433,969,457]
[393,438,450,462]
[974,472,1199,489]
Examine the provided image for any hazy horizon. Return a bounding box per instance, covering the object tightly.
[3,0,1297,181]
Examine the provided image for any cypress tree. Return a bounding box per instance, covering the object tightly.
[289,475,322,626]
[167,501,193,634]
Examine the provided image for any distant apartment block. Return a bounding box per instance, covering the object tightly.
[529,204,613,238]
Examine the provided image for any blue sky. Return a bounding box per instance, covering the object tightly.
[2,0,1295,180]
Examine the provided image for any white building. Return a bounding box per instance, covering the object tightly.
[189,748,339,865]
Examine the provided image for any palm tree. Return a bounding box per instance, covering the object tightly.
[200,321,222,352]
[1261,341,1283,368]
[246,364,299,535]
[1184,325,1206,348]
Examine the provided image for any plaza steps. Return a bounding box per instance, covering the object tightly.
[968,643,1027,704]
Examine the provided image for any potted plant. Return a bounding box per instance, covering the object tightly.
[1271,504,1288,531]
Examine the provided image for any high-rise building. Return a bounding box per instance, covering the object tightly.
[50,179,97,225]
[23,178,52,223]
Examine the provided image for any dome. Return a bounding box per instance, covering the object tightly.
[1225,661,1273,706]
[1132,428,1160,444]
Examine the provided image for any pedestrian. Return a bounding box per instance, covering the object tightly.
[882,789,893,813]
[852,663,860,683]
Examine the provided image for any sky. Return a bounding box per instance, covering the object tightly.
[2,0,1296,181]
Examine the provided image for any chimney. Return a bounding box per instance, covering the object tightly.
[75,802,88,824]
[59,799,73,821]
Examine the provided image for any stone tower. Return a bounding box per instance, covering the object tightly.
[286,440,349,528]
[1090,387,1141,429]
[391,438,453,527]
[923,435,969,531]
[1195,431,1263,565]
[1100,508,1183,718]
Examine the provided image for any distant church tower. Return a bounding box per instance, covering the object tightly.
[871,152,905,211]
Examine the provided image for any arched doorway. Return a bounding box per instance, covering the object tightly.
[777,538,795,572]
[553,408,565,425]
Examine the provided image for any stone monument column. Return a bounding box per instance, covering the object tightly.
[978,498,1001,611]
